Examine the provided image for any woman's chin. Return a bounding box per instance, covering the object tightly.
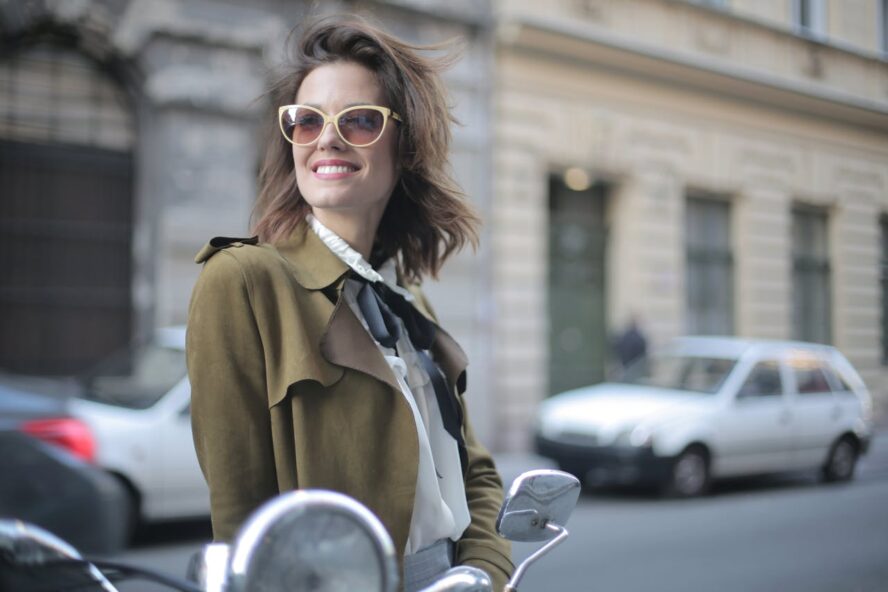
[304,194,361,212]
[306,193,389,218]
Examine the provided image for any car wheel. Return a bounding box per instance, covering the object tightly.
[122,488,140,541]
[664,447,710,498]
[111,475,142,544]
[821,437,858,483]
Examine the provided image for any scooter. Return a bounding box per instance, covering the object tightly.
[1,469,580,592]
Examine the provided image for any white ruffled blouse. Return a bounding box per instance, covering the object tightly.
[306,214,471,555]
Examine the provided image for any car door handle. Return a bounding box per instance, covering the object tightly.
[779,410,791,425]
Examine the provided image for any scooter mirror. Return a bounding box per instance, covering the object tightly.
[226,490,398,592]
[495,469,581,542]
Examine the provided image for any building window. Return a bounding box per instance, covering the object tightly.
[0,45,134,149]
[794,0,827,37]
[880,216,888,363]
[686,196,734,335]
[792,206,831,344]
[881,0,888,55]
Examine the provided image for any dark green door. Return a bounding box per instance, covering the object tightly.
[548,176,607,396]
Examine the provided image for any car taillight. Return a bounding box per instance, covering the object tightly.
[20,417,96,463]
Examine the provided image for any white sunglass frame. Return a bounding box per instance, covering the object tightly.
[277,104,402,148]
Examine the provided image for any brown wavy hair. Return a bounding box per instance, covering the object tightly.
[251,15,480,281]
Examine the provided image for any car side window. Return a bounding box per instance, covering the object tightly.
[820,362,851,393]
[737,361,783,399]
[792,359,833,395]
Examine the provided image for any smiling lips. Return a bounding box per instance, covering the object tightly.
[312,159,360,179]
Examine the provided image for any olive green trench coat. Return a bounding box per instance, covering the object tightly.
[186,222,513,590]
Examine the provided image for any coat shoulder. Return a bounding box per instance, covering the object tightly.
[195,236,293,278]
[194,236,260,264]
[194,236,310,305]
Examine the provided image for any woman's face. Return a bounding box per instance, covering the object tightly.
[292,61,399,228]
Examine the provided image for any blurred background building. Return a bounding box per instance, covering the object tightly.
[1,0,886,452]
[492,0,888,450]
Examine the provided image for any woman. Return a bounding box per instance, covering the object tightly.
[186,15,513,591]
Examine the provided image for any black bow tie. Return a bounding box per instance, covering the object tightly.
[352,273,468,475]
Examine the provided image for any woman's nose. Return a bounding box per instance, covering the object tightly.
[316,120,344,150]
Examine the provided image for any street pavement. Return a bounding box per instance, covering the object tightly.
[107,433,888,591]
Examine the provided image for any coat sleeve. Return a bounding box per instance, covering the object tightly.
[186,251,278,542]
[454,397,515,591]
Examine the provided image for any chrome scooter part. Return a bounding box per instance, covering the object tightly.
[0,519,117,592]
[226,489,398,592]
[186,542,229,592]
[418,565,493,592]
[496,470,581,592]
[504,522,570,592]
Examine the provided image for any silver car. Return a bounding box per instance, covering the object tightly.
[535,337,873,496]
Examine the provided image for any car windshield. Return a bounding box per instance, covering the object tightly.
[619,352,737,394]
[78,341,186,409]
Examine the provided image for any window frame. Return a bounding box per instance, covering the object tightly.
[787,355,836,397]
[791,205,832,344]
[880,0,888,56]
[685,195,735,336]
[0,44,135,150]
[736,359,785,400]
[793,0,827,38]
[880,215,888,364]
[820,360,852,393]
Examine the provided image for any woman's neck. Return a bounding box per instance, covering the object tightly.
[310,209,380,261]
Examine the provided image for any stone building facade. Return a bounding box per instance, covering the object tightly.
[491,0,888,450]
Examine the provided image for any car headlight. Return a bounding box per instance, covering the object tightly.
[615,425,653,448]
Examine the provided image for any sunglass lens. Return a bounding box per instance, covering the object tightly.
[281,107,324,144]
[338,109,384,145]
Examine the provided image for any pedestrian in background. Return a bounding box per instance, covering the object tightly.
[613,315,648,377]
[185,15,513,592]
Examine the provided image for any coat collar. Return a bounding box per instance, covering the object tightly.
[196,222,470,397]
[275,221,350,291]
[271,222,398,391]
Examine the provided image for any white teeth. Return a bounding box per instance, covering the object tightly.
[316,165,356,174]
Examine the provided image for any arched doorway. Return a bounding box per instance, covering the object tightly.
[0,43,136,375]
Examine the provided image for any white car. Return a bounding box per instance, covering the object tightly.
[535,337,873,497]
[68,326,208,534]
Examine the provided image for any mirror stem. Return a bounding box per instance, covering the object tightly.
[504,523,569,592]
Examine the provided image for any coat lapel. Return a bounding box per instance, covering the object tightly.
[431,328,469,395]
[276,223,400,393]
[320,296,402,393]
